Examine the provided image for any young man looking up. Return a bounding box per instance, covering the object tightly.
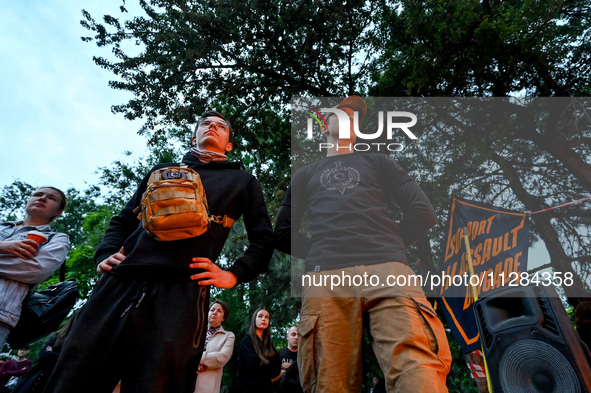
[45,111,275,393]
[275,97,452,393]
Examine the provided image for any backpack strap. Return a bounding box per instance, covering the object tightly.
[180,164,235,229]
[45,233,66,281]
[210,215,236,229]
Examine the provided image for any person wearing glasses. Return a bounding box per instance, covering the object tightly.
[45,111,275,393]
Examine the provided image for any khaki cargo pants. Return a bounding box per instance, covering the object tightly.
[298,262,452,393]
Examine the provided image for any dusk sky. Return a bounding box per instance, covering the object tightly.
[0,1,147,192]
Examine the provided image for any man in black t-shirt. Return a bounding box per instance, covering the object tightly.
[275,97,452,393]
[273,326,302,393]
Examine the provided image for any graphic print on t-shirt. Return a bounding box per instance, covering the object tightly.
[319,161,360,194]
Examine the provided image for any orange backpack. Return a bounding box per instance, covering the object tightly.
[135,165,235,241]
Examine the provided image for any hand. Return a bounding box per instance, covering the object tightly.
[190,257,237,289]
[97,247,125,274]
[198,364,207,373]
[0,239,39,259]
[282,361,291,370]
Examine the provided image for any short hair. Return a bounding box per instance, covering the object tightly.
[35,186,67,212]
[286,326,297,336]
[195,110,234,143]
[211,299,230,323]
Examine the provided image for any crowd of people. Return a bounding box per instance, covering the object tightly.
[1,97,462,392]
[192,304,304,393]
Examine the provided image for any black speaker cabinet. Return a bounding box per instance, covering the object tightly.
[473,285,591,393]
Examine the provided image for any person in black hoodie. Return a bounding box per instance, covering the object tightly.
[44,111,274,393]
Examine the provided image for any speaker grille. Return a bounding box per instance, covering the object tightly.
[499,339,580,393]
[537,297,560,336]
[475,304,494,348]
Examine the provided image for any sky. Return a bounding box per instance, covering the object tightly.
[0,0,147,192]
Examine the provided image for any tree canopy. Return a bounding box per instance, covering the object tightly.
[1,0,590,390]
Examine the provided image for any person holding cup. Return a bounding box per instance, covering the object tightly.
[0,187,70,347]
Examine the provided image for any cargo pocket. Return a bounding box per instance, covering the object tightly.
[411,297,452,374]
[297,314,319,392]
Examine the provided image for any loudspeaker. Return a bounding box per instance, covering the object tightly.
[473,285,591,393]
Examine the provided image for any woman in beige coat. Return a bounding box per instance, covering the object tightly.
[194,299,235,393]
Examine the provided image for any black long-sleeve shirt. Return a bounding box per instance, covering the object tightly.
[275,153,437,271]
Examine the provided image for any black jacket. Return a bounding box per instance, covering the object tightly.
[94,152,274,284]
[233,334,281,393]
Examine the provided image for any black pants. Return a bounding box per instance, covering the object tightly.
[43,273,209,393]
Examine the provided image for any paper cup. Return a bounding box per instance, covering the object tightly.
[26,231,48,245]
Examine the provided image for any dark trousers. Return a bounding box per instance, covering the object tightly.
[43,273,209,393]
